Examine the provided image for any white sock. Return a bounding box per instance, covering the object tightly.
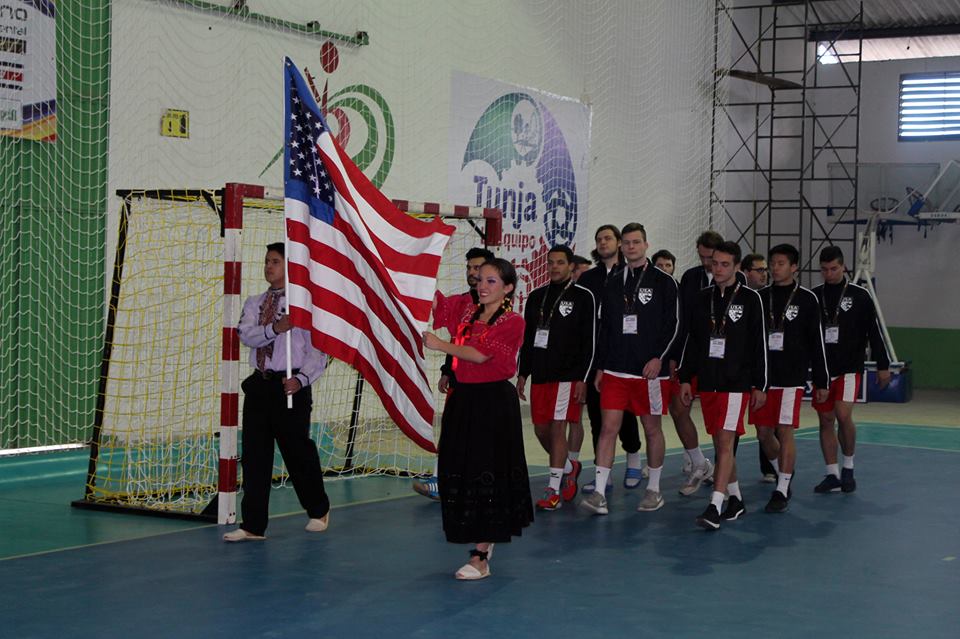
[686,447,706,467]
[770,458,780,473]
[711,490,725,510]
[776,472,792,495]
[826,463,840,478]
[549,468,563,491]
[568,451,580,462]
[626,451,642,469]
[647,466,663,493]
[563,459,573,474]
[727,481,741,499]
[842,455,854,470]
[683,450,692,465]
[596,466,611,492]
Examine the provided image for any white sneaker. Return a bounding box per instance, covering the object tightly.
[305,513,330,532]
[223,528,266,542]
[679,459,714,496]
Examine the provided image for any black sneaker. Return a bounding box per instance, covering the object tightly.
[840,468,857,493]
[721,496,746,521]
[814,474,842,493]
[765,490,789,513]
[696,504,721,531]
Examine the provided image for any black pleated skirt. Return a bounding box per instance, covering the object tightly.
[437,380,533,544]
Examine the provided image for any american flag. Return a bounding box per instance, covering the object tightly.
[282,58,454,453]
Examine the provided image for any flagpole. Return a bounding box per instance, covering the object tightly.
[284,232,294,410]
[282,56,293,410]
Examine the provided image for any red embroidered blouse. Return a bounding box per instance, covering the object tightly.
[433,292,524,383]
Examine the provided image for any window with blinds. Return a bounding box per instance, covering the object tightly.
[899,72,960,141]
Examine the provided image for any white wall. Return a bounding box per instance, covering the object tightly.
[106,0,719,279]
[719,3,960,330]
[818,56,960,330]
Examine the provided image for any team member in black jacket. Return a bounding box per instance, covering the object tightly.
[679,241,767,530]
[811,246,891,494]
[578,225,644,492]
[748,244,830,513]
[412,246,493,501]
[581,223,679,515]
[670,231,725,496]
[517,245,595,510]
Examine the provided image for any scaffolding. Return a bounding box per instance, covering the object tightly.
[710,0,864,284]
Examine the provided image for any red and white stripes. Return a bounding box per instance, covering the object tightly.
[392,200,502,247]
[218,183,265,525]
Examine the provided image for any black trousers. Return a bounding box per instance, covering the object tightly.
[585,378,641,458]
[239,373,330,536]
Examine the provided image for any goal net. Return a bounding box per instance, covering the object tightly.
[73,186,500,520]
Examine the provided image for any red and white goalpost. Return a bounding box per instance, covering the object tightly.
[74,184,501,522]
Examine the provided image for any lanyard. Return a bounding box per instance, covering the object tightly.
[767,281,799,331]
[538,279,574,328]
[623,262,649,312]
[819,278,849,325]
[710,283,741,336]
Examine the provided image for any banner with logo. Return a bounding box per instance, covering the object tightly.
[449,72,591,310]
[0,0,56,141]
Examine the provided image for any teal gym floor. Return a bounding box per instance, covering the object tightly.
[1,391,958,638]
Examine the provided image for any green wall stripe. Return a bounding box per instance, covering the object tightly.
[889,326,960,390]
[0,3,110,448]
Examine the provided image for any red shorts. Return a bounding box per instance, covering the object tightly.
[671,374,698,399]
[749,386,803,428]
[812,373,862,413]
[599,373,672,416]
[531,381,583,424]
[700,391,750,435]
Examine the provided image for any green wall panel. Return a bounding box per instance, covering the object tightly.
[889,326,960,390]
[0,3,110,448]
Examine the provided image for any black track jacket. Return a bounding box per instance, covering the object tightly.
[679,283,768,393]
[812,278,891,376]
[595,262,679,377]
[518,279,596,383]
[759,282,830,389]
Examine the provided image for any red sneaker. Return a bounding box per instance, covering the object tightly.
[536,487,562,510]
[561,459,582,502]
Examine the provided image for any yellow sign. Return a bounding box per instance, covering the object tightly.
[161,109,190,138]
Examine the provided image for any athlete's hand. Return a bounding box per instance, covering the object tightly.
[877,370,892,389]
[516,375,527,401]
[643,358,662,380]
[814,388,829,404]
[438,375,450,394]
[282,376,302,396]
[751,389,767,410]
[573,381,586,404]
[594,370,604,393]
[680,383,693,407]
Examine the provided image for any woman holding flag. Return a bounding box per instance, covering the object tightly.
[423,258,533,580]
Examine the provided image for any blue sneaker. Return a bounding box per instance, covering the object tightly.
[814,474,841,494]
[840,468,857,493]
[412,476,440,501]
